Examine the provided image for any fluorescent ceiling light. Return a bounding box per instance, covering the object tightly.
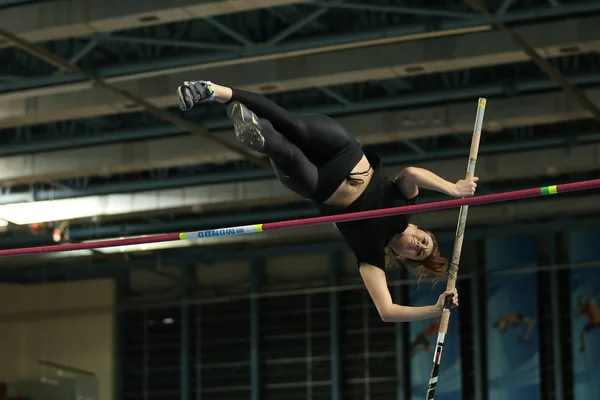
[0,196,104,225]
[0,191,196,225]
[0,180,289,225]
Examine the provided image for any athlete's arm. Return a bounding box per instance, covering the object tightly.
[359,264,457,322]
[395,166,478,198]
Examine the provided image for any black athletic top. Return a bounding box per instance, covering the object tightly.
[318,150,418,270]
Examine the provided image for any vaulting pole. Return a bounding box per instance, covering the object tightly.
[425,97,485,399]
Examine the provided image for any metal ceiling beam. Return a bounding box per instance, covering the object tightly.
[0,142,597,225]
[0,84,598,185]
[0,0,311,47]
[0,26,270,170]
[2,123,600,206]
[2,69,600,158]
[2,2,599,98]
[2,14,599,129]
[496,0,518,14]
[465,0,600,123]
[0,26,486,97]
[307,1,477,18]
[0,13,600,128]
[267,0,343,45]
[86,34,240,52]
[0,0,36,9]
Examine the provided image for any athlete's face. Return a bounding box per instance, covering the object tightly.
[391,224,434,261]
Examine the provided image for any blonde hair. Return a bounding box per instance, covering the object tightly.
[385,227,448,284]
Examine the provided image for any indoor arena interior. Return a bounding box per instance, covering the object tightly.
[0,1,599,400]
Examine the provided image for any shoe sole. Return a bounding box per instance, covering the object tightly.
[177,86,192,111]
[226,102,264,151]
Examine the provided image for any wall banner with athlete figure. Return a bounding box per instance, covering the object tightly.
[409,242,462,400]
[568,228,600,400]
[485,235,540,400]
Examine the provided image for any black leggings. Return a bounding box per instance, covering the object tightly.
[229,89,364,202]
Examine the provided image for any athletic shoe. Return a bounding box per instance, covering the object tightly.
[176,80,215,111]
[226,101,265,151]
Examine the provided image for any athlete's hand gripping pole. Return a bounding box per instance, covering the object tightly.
[424,98,487,400]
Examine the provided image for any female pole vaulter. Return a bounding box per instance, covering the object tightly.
[176,81,477,322]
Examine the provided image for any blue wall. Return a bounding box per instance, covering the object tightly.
[568,228,600,400]
[485,235,540,400]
